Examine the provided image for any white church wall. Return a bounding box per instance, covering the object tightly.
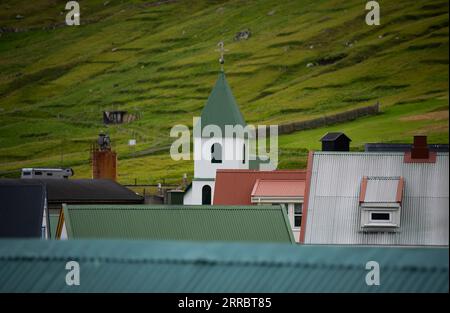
[194,137,249,179]
[184,180,215,205]
[183,186,193,205]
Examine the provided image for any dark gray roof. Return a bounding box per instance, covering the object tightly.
[0,180,46,238]
[365,143,449,152]
[37,179,143,203]
[320,132,351,142]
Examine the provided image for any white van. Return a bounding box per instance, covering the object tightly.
[21,168,74,179]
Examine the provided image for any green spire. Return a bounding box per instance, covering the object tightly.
[199,71,246,134]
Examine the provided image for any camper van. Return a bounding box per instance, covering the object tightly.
[21,168,74,179]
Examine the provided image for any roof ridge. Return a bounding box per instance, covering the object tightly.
[0,255,446,272]
[216,169,306,173]
[65,205,283,210]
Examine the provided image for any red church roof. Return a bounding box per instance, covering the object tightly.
[213,170,307,205]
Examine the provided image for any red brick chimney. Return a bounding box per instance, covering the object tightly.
[411,136,429,159]
[404,135,436,163]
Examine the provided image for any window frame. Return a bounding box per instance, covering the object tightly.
[369,212,392,223]
[293,203,303,229]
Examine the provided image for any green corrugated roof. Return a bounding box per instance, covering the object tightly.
[63,204,294,242]
[198,71,246,134]
[49,213,60,239]
[0,239,447,292]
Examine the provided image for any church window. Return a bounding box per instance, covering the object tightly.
[211,143,222,164]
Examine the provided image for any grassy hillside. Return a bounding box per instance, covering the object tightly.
[0,0,448,184]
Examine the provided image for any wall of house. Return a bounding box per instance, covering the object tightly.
[253,200,302,242]
[41,202,49,239]
[60,221,68,240]
[183,186,193,204]
[287,203,301,243]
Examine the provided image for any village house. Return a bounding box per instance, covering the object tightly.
[0,178,143,239]
[59,203,295,243]
[0,179,48,238]
[45,179,143,239]
[300,135,449,246]
[213,169,306,242]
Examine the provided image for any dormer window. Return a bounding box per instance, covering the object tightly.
[359,176,404,232]
[211,143,222,164]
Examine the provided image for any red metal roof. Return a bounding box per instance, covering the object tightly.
[251,179,305,197]
[213,170,307,205]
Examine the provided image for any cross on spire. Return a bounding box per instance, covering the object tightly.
[215,41,229,71]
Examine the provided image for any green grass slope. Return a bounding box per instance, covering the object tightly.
[0,0,448,184]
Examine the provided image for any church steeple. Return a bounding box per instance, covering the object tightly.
[199,71,246,134]
[198,41,246,134]
[183,43,250,205]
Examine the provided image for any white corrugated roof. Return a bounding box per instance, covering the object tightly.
[364,177,400,203]
[304,152,449,246]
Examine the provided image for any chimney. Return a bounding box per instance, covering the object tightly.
[411,135,429,159]
[404,135,436,163]
[92,133,117,181]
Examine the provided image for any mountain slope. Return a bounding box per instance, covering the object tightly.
[0,0,448,183]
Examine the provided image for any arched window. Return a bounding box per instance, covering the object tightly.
[202,185,212,205]
[211,143,222,164]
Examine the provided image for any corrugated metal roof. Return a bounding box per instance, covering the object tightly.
[0,180,47,238]
[303,152,449,246]
[0,239,447,292]
[214,170,306,205]
[39,179,143,203]
[64,204,295,243]
[49,213,60,239]
[364,177,400,202]
[251,179,305,197]
[365,143,449,152]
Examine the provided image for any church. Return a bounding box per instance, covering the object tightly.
[183,69,253,205]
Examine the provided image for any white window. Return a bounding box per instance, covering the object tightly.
[361,206,399,229]
[369,212,391,223]
[294,203,302,228]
